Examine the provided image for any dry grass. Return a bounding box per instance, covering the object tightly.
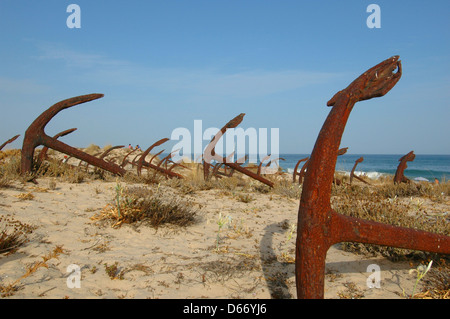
[0,151,21,188]
[37,159,91,183]
[236,193,254,203]
[272,179,302,199]
[331,182,449,261]
[92,184,199,229]
[0,216,35,254]
[0,150,93,185]
[104,262,125,280]
[0,149,21,161]
[415,259,450,299]
[0,246,64,297]
[375,181,450,200]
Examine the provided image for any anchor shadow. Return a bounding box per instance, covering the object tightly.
[260,220,295,299]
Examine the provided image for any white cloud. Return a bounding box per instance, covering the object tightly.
[34,42,129,68]
[33,42,343,98]
[0,77,50,94]
[82,65,343,98]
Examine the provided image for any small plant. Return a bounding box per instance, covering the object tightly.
[227,218,252,240]
[337,281,365,299]
[92,185,198,229]
[104,262,125,280]
[0,216,34,254]
[216,213,232,252]
[411,197,424,213]
[410,260,433,298]
[48,178,57,190]
[279,223,296,263]
[14,192,35,201]
[115,180,124,219]
[236,193,254,203]
[414,259,450,299]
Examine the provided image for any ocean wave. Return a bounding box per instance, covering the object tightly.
[334,170,387,180]
[350,171,385,180]
[286,168,386,180]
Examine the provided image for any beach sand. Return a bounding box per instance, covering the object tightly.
[0,149,448,299]
[1,183,444,299]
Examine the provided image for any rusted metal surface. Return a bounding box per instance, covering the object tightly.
[203,114,275,187]
[83,145,124,172]
[394,151,415,184]
[0,134,20,151]
[158,151,180,170]
[333,147,349,185]
[225,155,248,178]
[263,157,285,175]
[21,94,126,177]
[295,56,450,299]
[293,157,309,183]
[349,157,370,185]
[218,152,237,177]
[136,138,183,179]
[203,113,245,181]
[36,128,77,166]
[120,148,138,168]
[211,154,249,179]
[99,145,124,160]
[256,155,272,176]
[299,159,309,185]
[136,138,168,176]
[337,147,348,156]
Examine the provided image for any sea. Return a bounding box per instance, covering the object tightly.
[170,153,450,182]
[278,154,450,182]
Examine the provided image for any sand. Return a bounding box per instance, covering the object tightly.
[1,170,442,300]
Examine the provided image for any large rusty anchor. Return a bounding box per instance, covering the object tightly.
[203,114,275,187]
[295,56,450,299]
[21,94,126,177]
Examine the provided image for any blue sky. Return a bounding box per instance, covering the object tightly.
[0,0,449,155]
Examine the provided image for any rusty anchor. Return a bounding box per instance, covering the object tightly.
[213,154,249,179]
[257,155,285,176]
[136,138,184,179]
[295,56,450,299]
[298,160,309,185]
[394,151,415,184]
[333,147,349,186]
[0,134,20,151]
[209,152,237,179]
[349,157,370,185]
[82,145,125,173]
[293,148,347,185]
[120,148,139,168]
[203,113,275,187]
[293,157,309,183]
[203,113,245,181]
[21,94,127,178]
